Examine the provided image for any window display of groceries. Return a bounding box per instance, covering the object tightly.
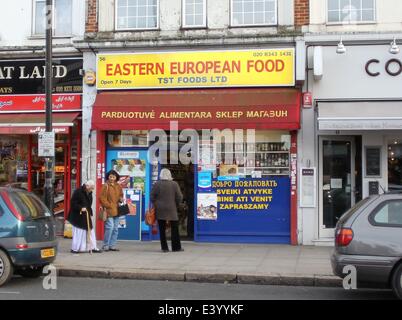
[112,158,146,177]
[217,142,290,176]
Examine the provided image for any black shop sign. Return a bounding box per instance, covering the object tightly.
[0,58,83,95]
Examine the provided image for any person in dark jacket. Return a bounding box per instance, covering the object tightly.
[67,180,102,254]
[150,168,184,252]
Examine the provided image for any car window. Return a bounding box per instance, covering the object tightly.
[7,191,52,219]
[372,200,402,226]
[338,196,372,224]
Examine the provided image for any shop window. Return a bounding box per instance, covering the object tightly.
[33,0,73,36]
[231,0,277,27]
[182,0,206,28]
[327,0,375,24]
[388,139,402,191]
[116,0,159,30]
[199,130,291,178]
[107,131,149,148]
[0,136,29,188]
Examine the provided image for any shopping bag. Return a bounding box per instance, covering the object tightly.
[145,207,156,226]
[98,206,108,221]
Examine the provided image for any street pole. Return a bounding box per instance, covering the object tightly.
[44,0,54,211]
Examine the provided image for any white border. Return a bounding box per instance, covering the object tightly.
[96,47,296,90]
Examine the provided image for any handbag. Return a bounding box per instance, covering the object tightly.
[118,203,130,216]
[98,206,108,222]
[145,207,156,226]
[98,183,109,221]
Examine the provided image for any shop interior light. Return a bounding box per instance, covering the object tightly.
[389,38,400,55]
[336,38,346,54]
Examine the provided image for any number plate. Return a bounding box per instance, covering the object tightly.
[41,248,55,258]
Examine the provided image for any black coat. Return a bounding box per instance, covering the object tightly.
[150,180,183,221]
[67,185,93,230]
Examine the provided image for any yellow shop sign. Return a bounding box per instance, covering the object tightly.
[97,49,295,89]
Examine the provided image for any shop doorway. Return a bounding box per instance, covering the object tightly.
[30,143,70,236]
[319,137,357,238]
[155,132,195,240]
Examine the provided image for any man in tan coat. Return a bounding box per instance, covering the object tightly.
[100,170,123,251]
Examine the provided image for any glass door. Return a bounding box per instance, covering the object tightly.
[319,137,355,238]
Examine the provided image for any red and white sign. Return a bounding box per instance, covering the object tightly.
[0,94,81,112]
[302,92,313,107]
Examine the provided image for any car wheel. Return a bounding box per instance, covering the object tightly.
[391,262,402,300]
[0,250,14,287]
[17,266,44,278]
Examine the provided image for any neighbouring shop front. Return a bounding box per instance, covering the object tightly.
[92,49,300,244]
[301,44,402,243]
[0,57,83,234]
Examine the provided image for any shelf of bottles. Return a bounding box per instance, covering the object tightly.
[218,142,290,176]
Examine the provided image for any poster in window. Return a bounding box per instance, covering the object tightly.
[300,167,316,208]
[197,193,218,220]
[365,147,381,177]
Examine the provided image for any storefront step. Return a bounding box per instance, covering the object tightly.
[312,238,334,247]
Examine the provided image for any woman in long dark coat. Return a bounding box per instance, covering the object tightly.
[150,168,184,252]
[67,180,102,253]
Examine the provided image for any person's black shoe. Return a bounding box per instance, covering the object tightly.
[161,249,169,253]
[70,250,79,254]
[92,249,103,253]
[172,248,184,252]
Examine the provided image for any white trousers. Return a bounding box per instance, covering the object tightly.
[71,226,99,252]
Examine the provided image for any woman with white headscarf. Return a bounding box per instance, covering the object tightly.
[67,180,102,254]
[150,168,184,252]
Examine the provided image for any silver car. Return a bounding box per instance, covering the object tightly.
[331,193,402,299]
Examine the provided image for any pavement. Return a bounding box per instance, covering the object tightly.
[53,238,342,287]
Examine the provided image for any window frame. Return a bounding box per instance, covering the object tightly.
[115,0,160,31]
[230,0,278,27]
[182,0,207,29]
[368,199,402,228]
[326,0,377,25]
[31,0,73,37]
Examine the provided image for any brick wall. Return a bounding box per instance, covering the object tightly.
[86,0,98,33]
[294,0,309,26]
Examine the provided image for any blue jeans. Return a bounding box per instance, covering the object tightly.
[103,217,119,249]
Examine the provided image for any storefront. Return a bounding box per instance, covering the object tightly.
[300,44,402,244]
[92,49,300,244]
[0,58,83,234]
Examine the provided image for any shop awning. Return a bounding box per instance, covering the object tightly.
[318,101,402,130]
[0,112,80,134]
[92,88,300,130]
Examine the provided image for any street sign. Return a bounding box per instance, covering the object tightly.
[38,131,55,157]
[303,92,313,107]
